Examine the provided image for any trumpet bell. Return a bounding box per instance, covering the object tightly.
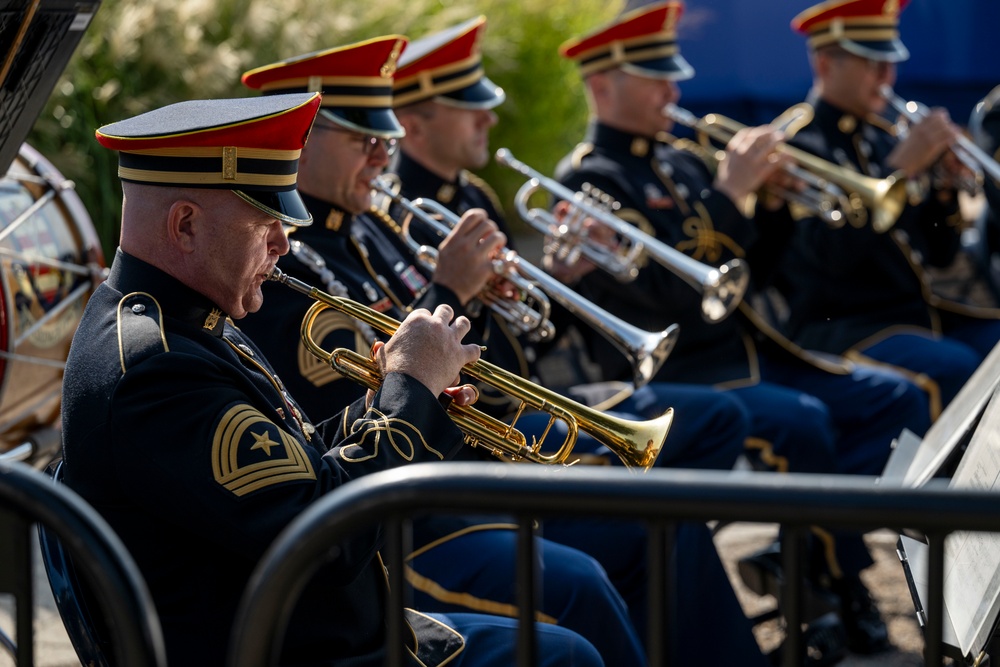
[703,260,750,322]
[871,173,908,234]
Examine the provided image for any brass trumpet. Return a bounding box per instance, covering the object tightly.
[371,176,679,388]
[496,148,749,323]
[663,103,908,234]
[268,268,672,470]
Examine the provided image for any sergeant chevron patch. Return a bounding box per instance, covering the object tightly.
[212,404,316,496]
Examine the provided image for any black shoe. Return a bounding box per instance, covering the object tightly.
[767,612,848,666]
[833,577,891,655]
[738,543,840,619]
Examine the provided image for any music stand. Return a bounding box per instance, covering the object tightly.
[897,383,1000,664]
[0,0,100,173]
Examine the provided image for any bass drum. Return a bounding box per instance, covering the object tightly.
[0,143,106,464]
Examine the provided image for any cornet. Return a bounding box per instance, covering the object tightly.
[496,148,749,323]
[268,267,672,470]
[880,84,1000,191]
[371,176,679,388]
[664,103,908,234]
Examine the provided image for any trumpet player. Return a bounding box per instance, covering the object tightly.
[237,35,639,667]
[387,16,776,667]
[58,93,599,667]
[776,0,1000,413]
[555,1,936,658]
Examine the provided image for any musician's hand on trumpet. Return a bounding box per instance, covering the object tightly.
[431,208,509,306]
[542,200,617,286]
[713,126,797,213]
[366,303,483,406]
[886,106,965,180]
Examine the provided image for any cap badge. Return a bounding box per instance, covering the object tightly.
[830,18,845,39]
[380,39,404,78]
[222,147,238,180]
[883,0,899,18]
[664,6,680,33]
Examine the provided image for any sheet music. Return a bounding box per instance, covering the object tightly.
[944,386,1000,657]
[903,339,1000,487]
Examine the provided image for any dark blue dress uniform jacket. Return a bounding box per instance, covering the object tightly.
[779,97,1000,355]
[61,250,466,667]
[554,121,839,387]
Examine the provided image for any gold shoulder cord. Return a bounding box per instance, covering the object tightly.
[223,338,313,442]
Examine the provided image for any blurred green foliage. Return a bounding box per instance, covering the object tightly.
[26,0,621,259]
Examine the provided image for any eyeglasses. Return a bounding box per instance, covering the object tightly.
[312,123,398,157]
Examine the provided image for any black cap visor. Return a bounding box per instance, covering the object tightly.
[840,38,909,63]
[434,77,506,110]
[621,53,695,81]
[319,107,404,138]
[233,189,313,226]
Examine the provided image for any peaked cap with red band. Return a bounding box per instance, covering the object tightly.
[95,92,321,225]
[242,35,407,138]
[559,1,693,80]
[792,0,910,62]
[393,17,504,110]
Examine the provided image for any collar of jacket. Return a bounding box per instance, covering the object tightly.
[107,249,228,337]
[298,192,355,236]
[394,150,468,205]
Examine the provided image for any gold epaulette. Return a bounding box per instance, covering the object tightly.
[570,142,595,170]
[462,170,506,217]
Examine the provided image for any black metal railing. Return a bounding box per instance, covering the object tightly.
[229,462,1000,667]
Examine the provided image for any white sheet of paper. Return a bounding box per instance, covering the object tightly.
[944,386,1000,656]
[903,340,1000,487]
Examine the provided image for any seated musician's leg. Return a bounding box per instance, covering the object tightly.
[614,382,751,470]
[728,382,889,655]
[761,358,931,475]
[856,332,981,411]
[408,526,644,667]
[431,612,604,667]
[544,517,770,666]
[942,317,1000,360]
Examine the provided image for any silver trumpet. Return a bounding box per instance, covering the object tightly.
[371,176,679,388]
[495,148,750,323]
[881,84,1000,190]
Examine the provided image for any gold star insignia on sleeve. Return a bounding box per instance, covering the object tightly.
[250,430,280,456]
[212,404,316,496]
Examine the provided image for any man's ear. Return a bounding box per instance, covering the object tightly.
[397,112,421,141]
[813,50,831,79]
[586,71,611,105]
[166,199,200,252]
